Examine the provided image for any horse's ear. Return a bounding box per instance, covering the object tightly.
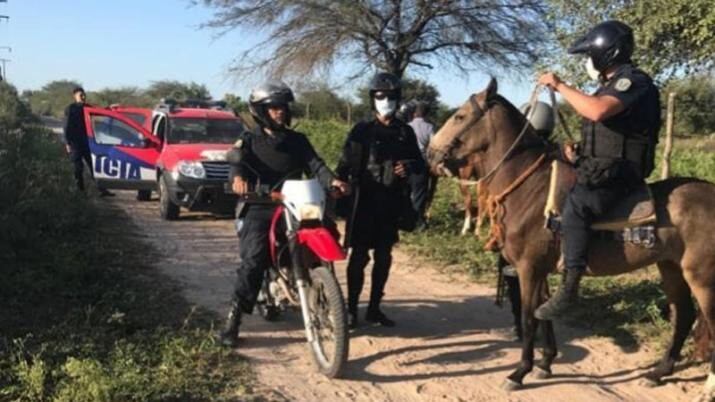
[486,77,498,99]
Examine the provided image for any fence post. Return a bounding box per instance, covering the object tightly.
[346,102,352,126]
[305,103,311,120]
[661,92,676,179]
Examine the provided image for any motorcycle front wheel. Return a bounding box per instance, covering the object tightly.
[304,264,349,378]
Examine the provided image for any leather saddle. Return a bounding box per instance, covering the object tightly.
[544,160,656,231]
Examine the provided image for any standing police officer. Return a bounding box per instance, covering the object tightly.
[534,21,661,320]
[336,72,424,328]
[63,86,113,196]
[219,82,349,347]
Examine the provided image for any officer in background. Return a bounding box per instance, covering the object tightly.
[408,102,435,230]
[336,72,424,328]
[534,21,661,320]
[63,86,113,196]
[219,81,349,347]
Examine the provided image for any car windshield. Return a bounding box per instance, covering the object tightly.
[168,118,244,144]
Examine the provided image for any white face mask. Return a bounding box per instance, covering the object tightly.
[585,57,601,81]
[375,98,397,117]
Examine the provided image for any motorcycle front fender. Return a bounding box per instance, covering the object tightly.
[297,227,347,262]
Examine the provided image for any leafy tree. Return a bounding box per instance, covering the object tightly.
[223,93,248,115]
[546,0,715,82]
[88,87,153,108]
[24,80,82,117]
[145,80,212,102]
[294,83,350,120]
[0,82,34,128]
[663,74,715,136]
[198,0,548,79]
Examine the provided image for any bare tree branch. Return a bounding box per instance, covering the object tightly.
[196,0,550,79]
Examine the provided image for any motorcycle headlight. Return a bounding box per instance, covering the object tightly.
[176,160,206,179]
[298,204,322,221]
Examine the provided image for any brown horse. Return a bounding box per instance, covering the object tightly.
[427,78,715,401]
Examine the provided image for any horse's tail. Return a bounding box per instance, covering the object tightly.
[693,309,712,360]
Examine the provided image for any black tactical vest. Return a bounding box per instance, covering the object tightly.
[579,67,660,179]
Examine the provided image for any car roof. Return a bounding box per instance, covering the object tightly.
[165,108,239,120]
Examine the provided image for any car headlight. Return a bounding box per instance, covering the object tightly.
[176,160,206,179]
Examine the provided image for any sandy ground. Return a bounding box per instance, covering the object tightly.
[108,191,708,402]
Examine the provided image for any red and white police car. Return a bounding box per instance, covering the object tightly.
[83,99,244,219]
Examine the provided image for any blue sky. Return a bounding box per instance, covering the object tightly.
[0,0,538,108]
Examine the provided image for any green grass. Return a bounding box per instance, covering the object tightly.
[0,119,257,401]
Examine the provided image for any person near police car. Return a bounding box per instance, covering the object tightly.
[218,81,350,347]
[63,86,113,196]
[336,72,425,329]
[534,20,661,320]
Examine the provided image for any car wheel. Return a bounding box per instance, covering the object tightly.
[159,175,180,220]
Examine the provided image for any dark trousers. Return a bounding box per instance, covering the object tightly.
[561,183,626,269]
[409,172,429,219]
[233,206,275,314]
[346,243,393,314]
[69,149,93,191]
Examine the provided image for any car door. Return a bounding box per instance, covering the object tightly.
[83,106,161,190]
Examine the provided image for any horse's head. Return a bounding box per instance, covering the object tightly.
[427,78,528,178]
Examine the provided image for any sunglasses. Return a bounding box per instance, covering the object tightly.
[374,93,398,101]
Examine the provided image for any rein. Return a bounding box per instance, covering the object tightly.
[477,153,547,251]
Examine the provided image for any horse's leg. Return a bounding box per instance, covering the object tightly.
[460,184,472,236]
[685,276,715,402]
[535,281,558,379]
[473,185,482,237]
[505,274,522,340]
[503,267,544,390]
[641,260,696,386]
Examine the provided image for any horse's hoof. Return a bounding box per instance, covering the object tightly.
[501,379,522,392]
[638,377,661,388]
[533,367,552,379]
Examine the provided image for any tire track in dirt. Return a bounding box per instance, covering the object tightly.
[110,192,705,402]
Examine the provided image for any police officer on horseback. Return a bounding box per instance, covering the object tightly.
[534,20,661,320]
[336,72,424,328]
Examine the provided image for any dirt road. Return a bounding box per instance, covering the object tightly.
[110,191,705,402]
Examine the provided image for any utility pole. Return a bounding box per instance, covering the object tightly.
[0,0,10,81]
[0,58,9,81]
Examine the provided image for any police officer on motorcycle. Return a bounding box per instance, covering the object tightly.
[534,21,661,320]
[336,72,425,328]
[219,81,350,347]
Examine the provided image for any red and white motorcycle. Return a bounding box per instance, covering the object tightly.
[241,178,349,378]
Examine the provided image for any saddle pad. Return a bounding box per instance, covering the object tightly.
[591,184,656,231]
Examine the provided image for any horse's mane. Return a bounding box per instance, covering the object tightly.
[489,94,529,129]
[488,94,555,152]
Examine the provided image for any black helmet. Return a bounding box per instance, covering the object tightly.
[248,81,295,129]
[369,72,402,99]
[568,20,634,72]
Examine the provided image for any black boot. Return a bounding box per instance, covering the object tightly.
[347,310,358,330]
[534,267,585,321]
[365,293,395,327]
[347,293,359,329]
[217,300,242,347]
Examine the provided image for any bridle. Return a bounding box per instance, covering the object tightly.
[434,85,549,184]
